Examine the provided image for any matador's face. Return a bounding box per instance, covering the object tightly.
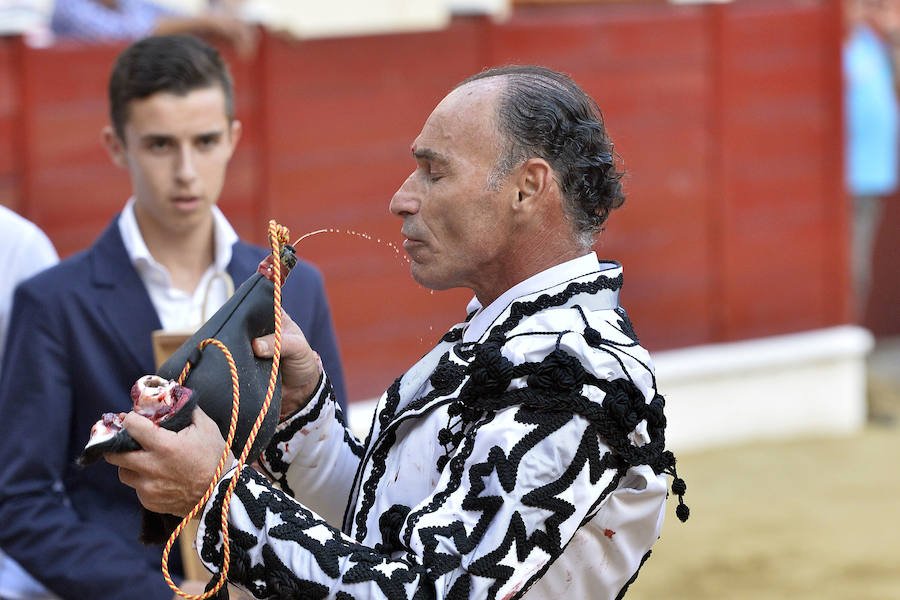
[390,79,520,304]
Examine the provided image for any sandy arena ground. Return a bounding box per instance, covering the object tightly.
[628,340,900,600]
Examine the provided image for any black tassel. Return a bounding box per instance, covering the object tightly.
[661,453,690,523]
[203,574,230,599]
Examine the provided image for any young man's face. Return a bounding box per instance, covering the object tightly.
[104,86,241,237]
[389,78,521,304]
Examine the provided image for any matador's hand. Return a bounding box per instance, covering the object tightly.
[252,310,323,418]
[106,407,230,516]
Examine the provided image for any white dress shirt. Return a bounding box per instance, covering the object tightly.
[118,197,238,332]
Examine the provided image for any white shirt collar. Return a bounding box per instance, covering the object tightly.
[462,252,618,343]
[118,198,239,331]
[118,197,237,274]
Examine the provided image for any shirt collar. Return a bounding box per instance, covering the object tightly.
[462,252,618,343]
[118,197,238,274]
[210,205,238,273]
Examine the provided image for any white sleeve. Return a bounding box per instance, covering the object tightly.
[0,217,58,369]
[258,371,364,527]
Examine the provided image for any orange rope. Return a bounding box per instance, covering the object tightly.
[162,220,291,599]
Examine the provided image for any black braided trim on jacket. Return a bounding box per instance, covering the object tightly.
[375,504,412,555]
[355,378,401,542]
[353,353,469,541]
[428,342,516,469]
[199,469,328,599]
[459,346,688,522]
[353,424,397,543]
[459,342,515,400]
[570,304,639,351]
[401,411,493,552]
[613,307,640,343]
[486,273,623,343]
[441,328,463,343]
[342,376,402,536]
[413,406,626,600]
[513,463,627,599]
[378,376,404,430]
[429,352,468,397]
[202,467,436,600]
[332,390,363,456]
[392,352,467,421]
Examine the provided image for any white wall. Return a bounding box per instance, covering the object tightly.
[656,325,873,452]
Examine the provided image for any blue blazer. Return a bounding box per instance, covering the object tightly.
[0,218,346,600]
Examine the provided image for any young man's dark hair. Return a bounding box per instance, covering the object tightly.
[461,65,626,246]
[108,34,235,140]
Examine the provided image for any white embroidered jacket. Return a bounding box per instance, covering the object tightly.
[197,254,676,600]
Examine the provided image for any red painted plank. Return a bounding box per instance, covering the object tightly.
[0,38,20,212]
[0,117,16,176]
[0,39,16,117]
[717,0,844,340]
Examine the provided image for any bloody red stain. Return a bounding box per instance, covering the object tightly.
[257,255,278,283]
[604,529,616,539]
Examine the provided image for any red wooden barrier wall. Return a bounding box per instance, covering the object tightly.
[1,0,870,403]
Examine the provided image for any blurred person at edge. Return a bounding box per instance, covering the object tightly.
[0,205,58,600]
[108,66,689,600]
[0,35,346,600]
[51,0,258,58]
[844,0,900,318]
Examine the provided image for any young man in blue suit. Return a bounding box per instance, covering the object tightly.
[0,35,346,600]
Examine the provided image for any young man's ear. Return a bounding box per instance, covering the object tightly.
[229,119,243,150]
[102,125,127,169]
